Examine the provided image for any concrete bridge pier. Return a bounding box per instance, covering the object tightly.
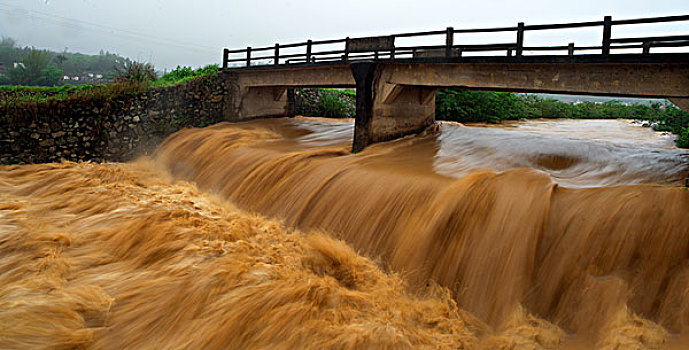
[351,62,436,152]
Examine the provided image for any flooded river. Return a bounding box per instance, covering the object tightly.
[1,117,688,349]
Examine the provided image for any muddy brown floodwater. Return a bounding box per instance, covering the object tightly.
[1,117,688,349]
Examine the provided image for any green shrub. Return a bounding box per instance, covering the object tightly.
[437,89,534,123]
[317,91,354,118]
[195,64,219,76]
[677,127,689,148]
[157,66,195,85]
[154,64,220,87]
[115,61,157,84]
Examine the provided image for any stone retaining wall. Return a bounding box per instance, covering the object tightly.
[1,74,228,164]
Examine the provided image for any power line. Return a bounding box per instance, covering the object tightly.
[0,1,219,52]
[0,2,220,54]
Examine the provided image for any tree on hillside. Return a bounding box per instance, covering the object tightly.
[0,37,21,67]
[2,49,63,86]
[54,53,68,68]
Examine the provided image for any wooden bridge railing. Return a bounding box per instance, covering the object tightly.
[222,14,689,69]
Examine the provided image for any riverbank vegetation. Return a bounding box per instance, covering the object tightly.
[153,64,220,87]
[297,88,689,148]
[436,89,689,147]
[295,88,355,118]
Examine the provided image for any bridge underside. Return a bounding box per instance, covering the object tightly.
[222,55,689,151]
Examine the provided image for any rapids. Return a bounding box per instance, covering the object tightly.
[153,118,689,349]
[0,161,483,350]
[1,117,688,349]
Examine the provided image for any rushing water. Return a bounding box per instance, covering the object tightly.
[1,117,688,349]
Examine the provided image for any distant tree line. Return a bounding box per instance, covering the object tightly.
[0,37,131,86]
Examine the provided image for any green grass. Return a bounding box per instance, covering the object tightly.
[0,81,147,126]
[0,85,100,93]
[0,86,102,110]
[0,84,105,100]
[319,88,355,97]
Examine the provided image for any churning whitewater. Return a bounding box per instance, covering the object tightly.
[1,118,688,349]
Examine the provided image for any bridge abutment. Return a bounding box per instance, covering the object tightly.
[351,62,436,152]
[670,98,689,113]
[223,82,291,121]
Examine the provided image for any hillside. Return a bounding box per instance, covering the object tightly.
[0,37,132,86]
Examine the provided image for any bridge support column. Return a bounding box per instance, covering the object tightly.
[351,62,436,152]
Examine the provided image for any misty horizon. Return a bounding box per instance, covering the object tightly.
[1,0,687,70]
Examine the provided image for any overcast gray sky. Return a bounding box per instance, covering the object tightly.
[0,0,687,70]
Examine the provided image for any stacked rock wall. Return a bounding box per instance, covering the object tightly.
[1,74,228,164]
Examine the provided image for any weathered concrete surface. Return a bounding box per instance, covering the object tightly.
[370,84,435,143]
[670,97,689,113]
[351,62,437,151]
[239,86,290,119]
[380,62,689,98]
[222,65,353,120]
[351,63,377,152]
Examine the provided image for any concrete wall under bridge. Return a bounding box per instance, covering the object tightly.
[221,55,689,152]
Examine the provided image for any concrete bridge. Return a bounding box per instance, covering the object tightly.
[221,15,689,151]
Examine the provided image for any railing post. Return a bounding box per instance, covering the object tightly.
[374,51,379,60]
[222,48,229,69]
[516,22,524,56]
[246,46,252,67]
[602,15,612,55]
[507,49,512,57]
[445,27,454,58]
[643,41,651,55]
[306,40,312,63]
[344,37,350,62]
[390,35,396,60]
[568,43,575,56]
[274,43,280,65]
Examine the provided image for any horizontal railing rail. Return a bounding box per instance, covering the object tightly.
[222,14,689,69]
